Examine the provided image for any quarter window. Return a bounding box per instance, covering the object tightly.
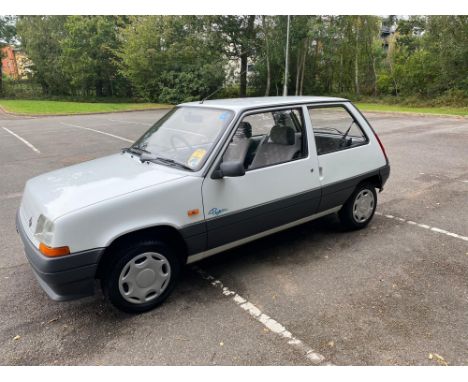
[223,108,307,170]
[308,105,368,155]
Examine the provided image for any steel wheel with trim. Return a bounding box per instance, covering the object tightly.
[102,239,181,313]
[339,182,377,230]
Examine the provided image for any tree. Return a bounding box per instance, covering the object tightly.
[210,15,258,97]
[261,16,271,96]
[7,15,468,102]
[0,16,17,95]
[335,16,381,96]
[380,16,457,97]
[16,16,69,95]
[60,16,129,97]
[117,16,225,103]
[424,16,468,94]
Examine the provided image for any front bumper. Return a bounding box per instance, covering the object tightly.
[16,211,105,301]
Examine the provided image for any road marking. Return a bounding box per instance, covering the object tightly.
[60,122,133,143]
[2,127,41,154]
[193,266,329,365]
[105,118,150,126]
[0,192,22,201]
[376,212,468,242]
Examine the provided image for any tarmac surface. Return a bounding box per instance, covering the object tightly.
[0,108,466,365]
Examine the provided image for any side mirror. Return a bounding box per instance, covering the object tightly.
[212,160,246,179]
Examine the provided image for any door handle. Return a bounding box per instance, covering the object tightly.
[319,166,323,179]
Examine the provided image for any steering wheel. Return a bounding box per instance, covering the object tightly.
[170,134,194,152]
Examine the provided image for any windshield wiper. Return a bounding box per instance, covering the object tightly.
[139,153,194,171]
[122,146,151,156]
[155,157,194,171]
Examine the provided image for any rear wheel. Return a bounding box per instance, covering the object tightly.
[339,182,377,230]
[101,239,181,313]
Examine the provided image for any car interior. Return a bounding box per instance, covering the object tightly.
[309,106,368,155]
[223,109,305,171]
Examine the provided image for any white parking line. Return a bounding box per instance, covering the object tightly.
[60,122,133,143]
[0,192,22,201]
[105,118,150,126]
[376,212,468,242]
[2,127,41,154]
[194,266,329,365]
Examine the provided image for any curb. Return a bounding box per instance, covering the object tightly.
[1,103,466,119]
[359,109,468,119]
[0,105,173,118]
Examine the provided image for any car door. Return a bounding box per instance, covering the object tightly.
[308,102,386,212]
[201,105,322,250]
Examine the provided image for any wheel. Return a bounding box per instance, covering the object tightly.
[101,239,181,314]
[339,182,377,230]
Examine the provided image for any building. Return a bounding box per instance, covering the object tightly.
[380,25,397,51]
[1,45,32,80]
[1,45,19,79]
[14,50,33,79]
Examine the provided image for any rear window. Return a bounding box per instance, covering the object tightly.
[308,105,368,155]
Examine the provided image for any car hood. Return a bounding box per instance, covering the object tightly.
[20,153,187,223]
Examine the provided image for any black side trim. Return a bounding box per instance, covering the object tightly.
[180,222,207,254]
[205,188,321,250]
[183,165,389,257]
[318,165,389,211]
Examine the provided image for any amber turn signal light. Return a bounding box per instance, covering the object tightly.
[187,209,200,217]
[39,242,70,257]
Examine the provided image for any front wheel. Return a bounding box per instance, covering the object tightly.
[101,239,181,314]
[339,182,377,230]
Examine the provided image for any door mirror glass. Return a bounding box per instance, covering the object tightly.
[212,160,246,179]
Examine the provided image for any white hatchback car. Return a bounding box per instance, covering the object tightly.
[17,96,390,313]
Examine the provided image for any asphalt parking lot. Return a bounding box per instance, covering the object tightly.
[0,108,467,365]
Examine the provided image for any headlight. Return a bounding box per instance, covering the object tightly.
[34,214,54,246]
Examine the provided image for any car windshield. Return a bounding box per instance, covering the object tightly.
[131,107,234,171]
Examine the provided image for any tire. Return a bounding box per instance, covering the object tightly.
[339,182,377,230]
[101,239,181,314]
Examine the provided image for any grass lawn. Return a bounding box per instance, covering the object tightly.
[0,99,172,115]
[356,102,468,117]
[0,99,466,117]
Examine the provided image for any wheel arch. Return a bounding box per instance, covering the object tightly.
[359,173,383,191]
[96,225,188,279]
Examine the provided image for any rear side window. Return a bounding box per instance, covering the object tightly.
[308,105,368,155]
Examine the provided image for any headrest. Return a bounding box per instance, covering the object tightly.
[235,121,253,139]
[270,125,295,145]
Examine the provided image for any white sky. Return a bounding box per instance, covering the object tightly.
[1,1,467,15]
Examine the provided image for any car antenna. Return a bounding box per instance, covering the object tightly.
[200,84,225,104]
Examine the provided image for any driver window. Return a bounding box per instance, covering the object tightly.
[222,108,307,170]
[308,105,368,155]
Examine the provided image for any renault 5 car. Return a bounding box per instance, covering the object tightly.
[16,96,390,313]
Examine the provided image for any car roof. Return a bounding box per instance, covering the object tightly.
[180,96,349,112]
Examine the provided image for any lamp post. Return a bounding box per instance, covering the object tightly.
[282,15,290,96]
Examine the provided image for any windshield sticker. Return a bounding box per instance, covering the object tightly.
[208,207,228,217]
[187,148,207,168]
[219,112,229,121]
